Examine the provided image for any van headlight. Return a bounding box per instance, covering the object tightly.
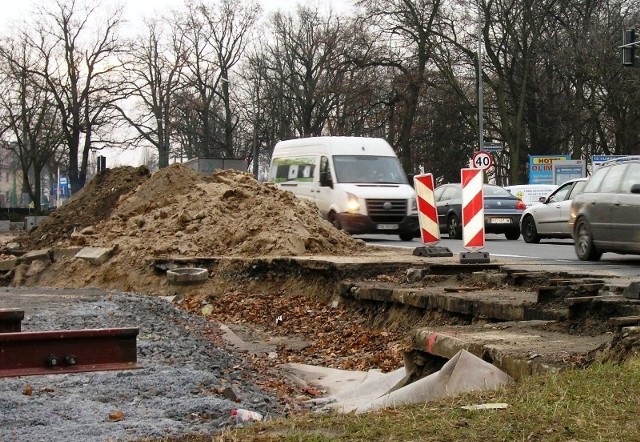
[346,193,360,213]
[410,197,418,214]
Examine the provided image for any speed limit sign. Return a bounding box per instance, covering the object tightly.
[472,151,493,170]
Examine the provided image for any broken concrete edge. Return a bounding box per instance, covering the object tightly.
[74,247,114,265]
[341,283,562,322]
[410,328,559,382]
[5,246,111,267]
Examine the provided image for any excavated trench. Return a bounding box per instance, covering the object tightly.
[154,255,640,381]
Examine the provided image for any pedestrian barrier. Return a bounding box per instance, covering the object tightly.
[414,174,440,245]
[460,168,490,263]
[412,174,452,258]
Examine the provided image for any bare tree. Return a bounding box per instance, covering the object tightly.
[24,0,125,194]
[354,0,443,173]
[0,35,64,212]
[118,14,190,168]
[266,7,352,137]
[176,0,261,160]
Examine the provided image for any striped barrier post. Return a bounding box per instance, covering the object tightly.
[460,168,490,263]
[414,174,440,245]
[412,174,452,258]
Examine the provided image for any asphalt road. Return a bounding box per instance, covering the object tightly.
[356,234,640,279]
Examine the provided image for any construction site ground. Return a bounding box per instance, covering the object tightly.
[2,165,640,407]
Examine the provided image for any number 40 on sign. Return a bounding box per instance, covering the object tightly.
[472,151,493,170]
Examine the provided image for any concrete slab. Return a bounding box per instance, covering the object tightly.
[0,258,18,271]
[341,283,565,322]
[75,247,113,265]
[623,281,640,299]
[411,322,612,381]
[20,249,53,264]
[52,247,83,261]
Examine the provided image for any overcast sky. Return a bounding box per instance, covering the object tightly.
[0,0,353,31]
[0,0,353,168]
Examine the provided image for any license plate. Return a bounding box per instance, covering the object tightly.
[488,218,512,224]
[377,224,399,230]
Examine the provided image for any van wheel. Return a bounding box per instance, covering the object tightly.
[399,232,414,241]
[521,215,540,243]
[447,215,462,239]
[574,217,602,261]
[328,212,341,230]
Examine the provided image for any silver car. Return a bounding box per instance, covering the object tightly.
[569,157,640,261]
[520,178,588,243]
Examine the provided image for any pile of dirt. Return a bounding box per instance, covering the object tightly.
[21,165,152,250]
[10,164,366,294]
[23,164,364,258]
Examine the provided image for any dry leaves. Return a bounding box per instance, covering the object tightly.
[108,410,124,422]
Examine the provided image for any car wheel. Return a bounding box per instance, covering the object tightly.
[505,230,520,240]
[447,214,462,239]
[328,212,341,230]
[521,216,541,243]
[399,232,414,241]
[574,217,602,261]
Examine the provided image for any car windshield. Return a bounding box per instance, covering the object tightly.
[333,155,408,184]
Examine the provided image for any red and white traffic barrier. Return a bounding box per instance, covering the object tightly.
[461,168,485,250]
[413,174,440,245]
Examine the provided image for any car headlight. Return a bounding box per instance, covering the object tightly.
[410,198,418,213]
[346,193,360,213]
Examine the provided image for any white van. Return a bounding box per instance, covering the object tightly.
[269,136,419,241]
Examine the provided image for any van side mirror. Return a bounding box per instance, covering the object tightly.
[631,184,640,194]
[320,171,333,188]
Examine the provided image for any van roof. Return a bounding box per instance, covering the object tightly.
[273,136,395,156]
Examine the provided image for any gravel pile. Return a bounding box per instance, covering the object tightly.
[0,287,282,442]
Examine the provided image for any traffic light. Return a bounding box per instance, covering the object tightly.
[622,29,636,67]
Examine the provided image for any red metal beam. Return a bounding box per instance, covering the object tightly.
[0,327,140,377]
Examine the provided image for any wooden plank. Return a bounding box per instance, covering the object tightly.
[608,316,640,326]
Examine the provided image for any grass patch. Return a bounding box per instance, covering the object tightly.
[148,358,640,442]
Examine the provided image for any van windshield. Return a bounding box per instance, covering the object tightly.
[333,155,408,184]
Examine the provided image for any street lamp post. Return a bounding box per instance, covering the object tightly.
[477,0,484,152]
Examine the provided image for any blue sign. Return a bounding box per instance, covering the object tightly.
[529,155,570,184]
[592,155,627,163]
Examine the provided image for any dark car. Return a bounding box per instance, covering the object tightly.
[569,157,640,261]
[434,183,526,240]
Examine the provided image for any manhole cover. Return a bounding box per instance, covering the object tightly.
[166,268,208,285]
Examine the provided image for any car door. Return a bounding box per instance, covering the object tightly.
[314,155,335,218]
[434,185,449,230]
[535,181,573,235]
[436,185,460,231]
[590,164,628,244]
[608,163,640,252]
[558,180,587,236]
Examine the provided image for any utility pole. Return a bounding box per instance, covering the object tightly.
[477,0,484,152]
[252,78,261,179]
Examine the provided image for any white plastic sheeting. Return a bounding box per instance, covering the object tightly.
[283,349,513,413]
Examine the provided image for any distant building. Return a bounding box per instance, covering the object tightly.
[0,141,23,208]
[0,141,59,209]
